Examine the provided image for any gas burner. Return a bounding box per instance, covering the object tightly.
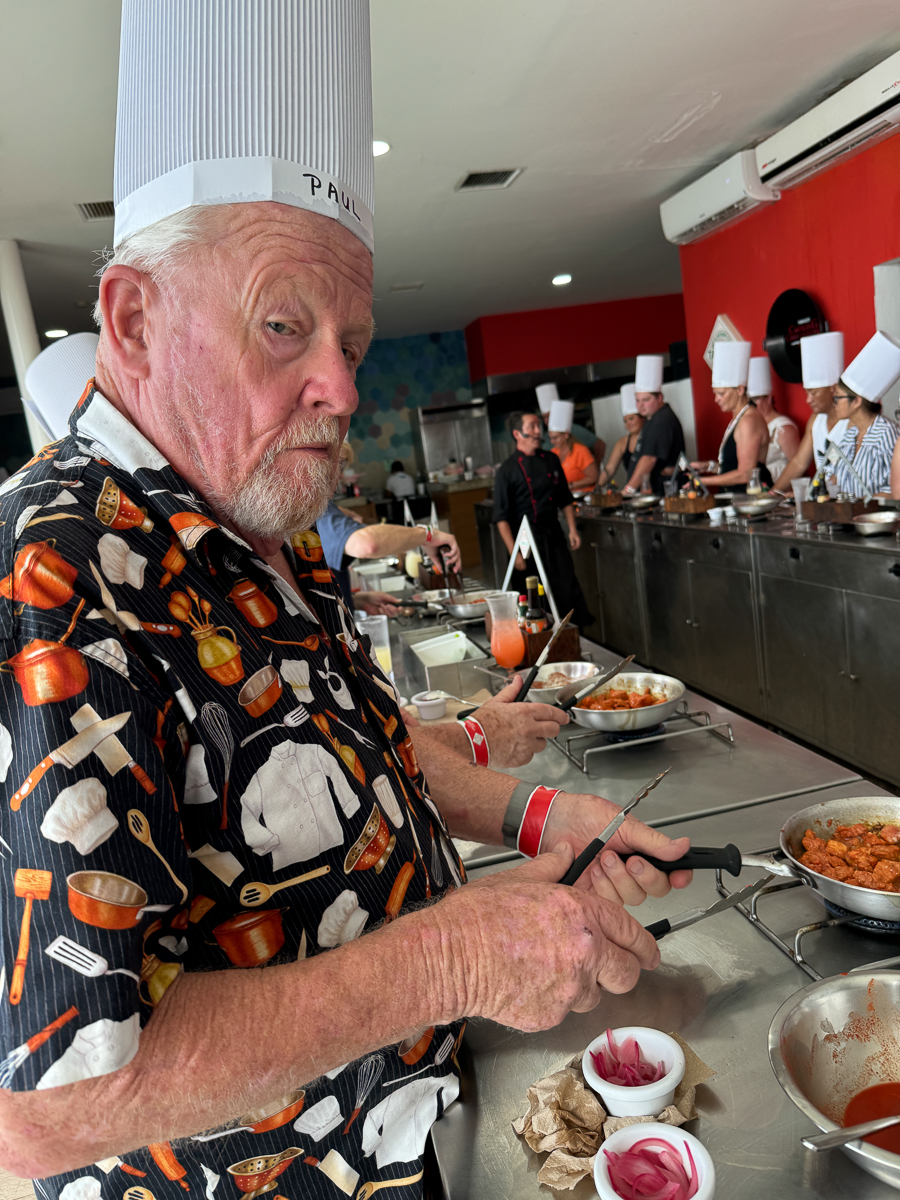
[822,899,900,937]
[604,724,666,744]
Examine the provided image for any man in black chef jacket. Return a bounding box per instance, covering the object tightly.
[623,353,685,495]
[493,411,593,628]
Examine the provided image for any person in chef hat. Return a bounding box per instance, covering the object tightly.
[694,341,772,493]
[771,331,847,494]
[547,399,599,490]
[599,383,645,488]
[0,0,689,1191]
[625,354,685,494]
[747,354,799,483]
[24,332,100,442]
[535,382,605,462]
[829,332,900,497]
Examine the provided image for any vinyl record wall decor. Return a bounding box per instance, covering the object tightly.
[763,289,826,382]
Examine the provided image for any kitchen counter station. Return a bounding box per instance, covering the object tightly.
[433,780,900,1200]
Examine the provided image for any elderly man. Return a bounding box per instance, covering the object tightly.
[0,5,690,1196]
[623,354,685,496]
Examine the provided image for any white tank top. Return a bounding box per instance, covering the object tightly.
[812,412,849,471]
[766,414,798,481]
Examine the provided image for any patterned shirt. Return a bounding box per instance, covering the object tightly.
[833,413,898,496]
[0,384,464,1200]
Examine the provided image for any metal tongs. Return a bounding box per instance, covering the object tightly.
[558,768,670,886]
[825,442,873,503]
[645,872,775,940]
[555,654,635,712]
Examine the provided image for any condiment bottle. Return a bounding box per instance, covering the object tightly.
[517,595,528,628]
[524,576,547,634]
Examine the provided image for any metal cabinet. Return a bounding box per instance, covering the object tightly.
[845,590,900,781]
[571,520,603,643]
[690,561,762,715]
[757,573,853,758]
[639,526,695,677]
[592,520,644,657]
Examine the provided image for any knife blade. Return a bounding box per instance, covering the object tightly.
[10,712,132,811]
[622,845,795,878]
[558,767,670,887]
[556,653,635,712]
[70,704,156,795]
[645,873,776,940]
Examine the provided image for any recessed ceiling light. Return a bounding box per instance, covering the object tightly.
[373,140,390,157]
[552,274,572,287]
[45,329,68,338]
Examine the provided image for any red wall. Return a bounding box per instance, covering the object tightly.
[464,293,686,381]
[681,132,900,460]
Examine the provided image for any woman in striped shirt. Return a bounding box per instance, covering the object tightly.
[831,383,898,496]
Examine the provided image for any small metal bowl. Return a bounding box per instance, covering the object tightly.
[525,661,598,703]
[731,496,784,517]
[768,969,900,1190]
[853,511,900,536]
[411,589,451,611]
[570,671,685,731]
[628,495,661,510]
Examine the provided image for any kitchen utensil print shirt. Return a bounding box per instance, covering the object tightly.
[0,384,464,1200]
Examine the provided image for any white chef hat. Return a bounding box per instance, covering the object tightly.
[634,355,664,394]
[317,890,369,947]
[24,333,99,441]
[747,356,772,397]
[40,778,119,856]
[841,331,900,402]
[535,383,559,414]
[294,1096,344,1141]
[712,340,751,388]
[113,0,374,252]
[548,400,574,433]
[620,383,638,415]
[800,331,843,388]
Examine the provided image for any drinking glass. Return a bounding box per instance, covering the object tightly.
[791,478,810,506]
[356,613,392,676]
[487,593,525,670]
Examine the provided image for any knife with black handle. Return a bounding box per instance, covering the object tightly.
[622,845,795,878]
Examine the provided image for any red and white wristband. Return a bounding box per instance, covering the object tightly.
[502,782,561,857]
[462,717,490,766]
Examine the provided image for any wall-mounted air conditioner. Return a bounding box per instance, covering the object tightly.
[755,49,900,189]
[659,150,779,246]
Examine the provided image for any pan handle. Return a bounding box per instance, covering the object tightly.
[622,845,743,877]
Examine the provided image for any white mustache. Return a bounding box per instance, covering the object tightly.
[267,417,342,457]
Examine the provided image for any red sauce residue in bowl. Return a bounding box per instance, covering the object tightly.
[844,1081,900,1153]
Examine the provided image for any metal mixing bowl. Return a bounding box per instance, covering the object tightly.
[853,511,900,536]
[731,496,784,517]
[525,660,598,703]
[779,795,900,921]
[440,589,506,620]
[569,671,685,731]
[768,969,900,1190]
[628,495,661,510]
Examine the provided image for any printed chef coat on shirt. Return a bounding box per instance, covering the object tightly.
[0,382,465,1200]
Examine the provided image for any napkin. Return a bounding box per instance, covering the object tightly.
[512,1034,714,1191]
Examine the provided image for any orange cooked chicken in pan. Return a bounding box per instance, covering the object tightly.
[577,687,662,711]
[799,823,900,892]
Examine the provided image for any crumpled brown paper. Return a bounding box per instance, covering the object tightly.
[511,1033,714,1192]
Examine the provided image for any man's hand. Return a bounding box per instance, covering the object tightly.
[514,551,527,572]
[473,674,569,767]
[355,590,402,616]
[569,529,581,551]
[542,791,692,906]
[430,530,462,573]
[435,843,660,1031]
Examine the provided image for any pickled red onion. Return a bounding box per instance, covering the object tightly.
[603,1137,699,1199]
[590,1029,666,1086]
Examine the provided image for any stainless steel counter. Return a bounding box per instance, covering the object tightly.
[391,617,900,1198]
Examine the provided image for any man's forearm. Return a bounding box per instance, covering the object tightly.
[563,504,577,536]
[344,523,426,558]
[625,455,657,491]
[495,519,516,557]
[0,909,458,1179]
[407,723,516,844]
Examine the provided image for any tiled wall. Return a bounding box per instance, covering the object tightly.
[349,330,471,487]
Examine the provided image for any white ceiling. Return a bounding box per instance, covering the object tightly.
[2,0,900,379]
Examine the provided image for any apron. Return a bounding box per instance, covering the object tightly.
[718,405,772,494]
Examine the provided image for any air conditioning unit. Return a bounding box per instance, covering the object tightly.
[756,49,900,189]
[659,150,779,245]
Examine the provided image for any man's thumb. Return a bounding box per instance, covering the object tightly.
[492,674,522,705]
[515,839,574,882]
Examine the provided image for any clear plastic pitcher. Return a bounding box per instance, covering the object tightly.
[487,592,525,670]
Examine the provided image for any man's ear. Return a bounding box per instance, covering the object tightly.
[97,266,152,381]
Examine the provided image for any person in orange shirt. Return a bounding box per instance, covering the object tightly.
[547,400,599,491]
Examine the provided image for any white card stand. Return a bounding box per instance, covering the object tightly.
[402,499,416,526]
[500,515,561,625]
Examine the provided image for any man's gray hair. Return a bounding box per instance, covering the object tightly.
[93,207,220,326]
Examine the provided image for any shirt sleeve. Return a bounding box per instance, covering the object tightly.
[0,647,193,1092]
[569,443,594,476]
[491,462,515,525]
[316,503,363,570]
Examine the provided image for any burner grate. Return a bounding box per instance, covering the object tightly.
[822,899,900,936]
